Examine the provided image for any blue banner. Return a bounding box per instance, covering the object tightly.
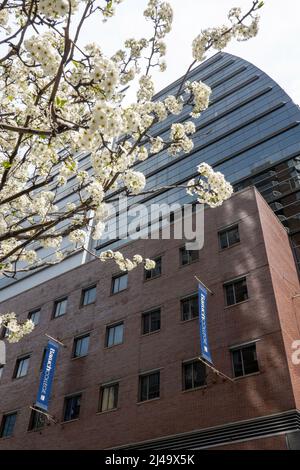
[35,340,59,411]
[198,284,213,364]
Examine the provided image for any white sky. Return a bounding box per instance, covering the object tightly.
[79,0,300,104]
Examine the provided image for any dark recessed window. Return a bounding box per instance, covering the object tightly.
[0,366,3,380]
[1,327,9,339]
[28,309,40,326]
[112,274,128,294]
[219,225,240,249]
[183,360,206,390]
[14,356,30,379]
[81,286,96,306]
[106,323,124,348]
[28,409,45,431]
[180,247,199,266]
[99,383,119,412]
[63,394,81,422]
[53,297,68,318]
[231,343,259,378]
[142,309,161,335]
[224,277,248,306]
[181,295,198,321]
[0,412,17,438]
[144,257,162,281]
[139,371,160,402]
[73,335,90,358]
[40,348,47,371]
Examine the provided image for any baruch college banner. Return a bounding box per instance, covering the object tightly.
[35,340,59,411]
[198,284,213,365]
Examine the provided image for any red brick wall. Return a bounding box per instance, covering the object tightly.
[0,187,298,449]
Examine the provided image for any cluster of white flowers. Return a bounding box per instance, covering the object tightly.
[150,136,164,154]
[99,250,156,272]
[168,121,196,156]
[144,0,173,37]
[164,95,183,115]
[91,57,119,100]
[38,0,79,18]
[187,163,233,207]
[137,75,155,102]
[0,9,9,27]
[122,170,146,195]
[24,35,60,76]
[0,313,34,343]
[68,229,87,245]
[185,81,212,118]
[192,6,259,62]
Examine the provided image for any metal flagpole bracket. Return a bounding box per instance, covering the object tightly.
[29,406,58,424]
[194,276,214,296]
[198,357,235,383]
[45,334,66,348]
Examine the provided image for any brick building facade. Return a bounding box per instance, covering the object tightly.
[0,187,300,449]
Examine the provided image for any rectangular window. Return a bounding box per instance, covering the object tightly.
[183,360,206,390]
[181,295,198,321]
[219,225,240,249]
[81,286,96,306]
[73,335,90,358]
[144,257,162,280]
[180,247,199,266]
[28,409,45,431]
[14,356,30,379]
[224,277,248,306]
[112,274,128,294]
[28,309,40,326]
[0,366,3,380]
[0,413,17,438]
[40,348,47,371]
[99,383,119,412]
[139,371,160,402]
[106,323,124,347]
[53,297,68,318]
[142,309,161,335]
[63,394,81,422]
[231,343,259,378]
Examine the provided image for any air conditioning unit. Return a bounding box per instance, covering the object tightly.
[270,202,284,211]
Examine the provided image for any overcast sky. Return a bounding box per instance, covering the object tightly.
[80,0,300,104]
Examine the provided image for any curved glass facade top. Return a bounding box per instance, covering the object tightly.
[2,51,300,294]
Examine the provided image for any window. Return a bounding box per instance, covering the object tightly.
[40,348,47,370]
[28,309,40,326]
[183,360,206,390]
[14,356,30,378]
[0,412,17,438]
[73,335,90,358]
[1,326,9,339]
[180,247,199,266]
[142,309,161,335]
[139,371,160,402]
[224,277,248,306]
[0,366,3,380]
[99,383,119,412]
[219,225,240,249]
[106,323,124,347]
[81,286,96,306]
[144,257,162,280]
[231,343,259,378]
[181,295,198,321]
[63,394,81,422]
[53,297,68,318]
[28,409,45,431]
[112,274,128,294]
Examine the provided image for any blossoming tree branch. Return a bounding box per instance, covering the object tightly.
[0,0,263,341]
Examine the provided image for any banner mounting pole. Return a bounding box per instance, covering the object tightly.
[194,275,214,296]
[45,334,66,348]
[198,357,235,383]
